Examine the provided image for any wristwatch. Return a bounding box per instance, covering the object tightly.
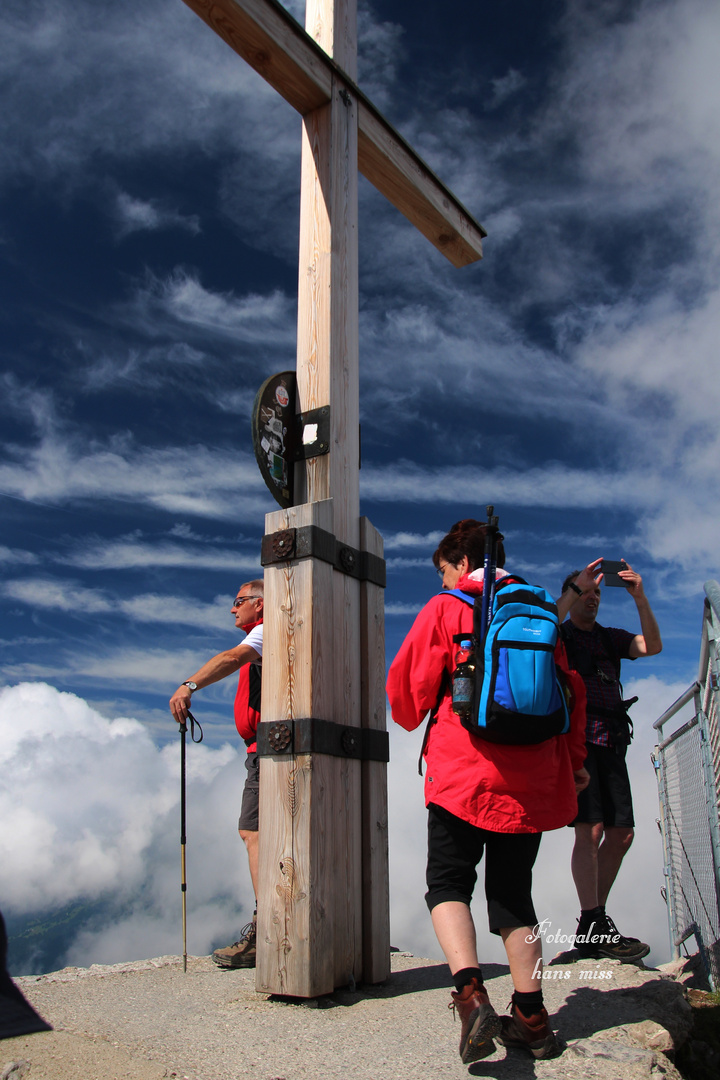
[183,681,198,692]
[568,582,582,596]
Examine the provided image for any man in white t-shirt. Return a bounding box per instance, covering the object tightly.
[169,579,264,967]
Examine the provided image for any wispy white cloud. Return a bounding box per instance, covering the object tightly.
[363,462,655,509]
[485,67,527,110]
[0,544,39,565]
[385,556,438,571]
[0,0,285,184]
[2,647,213,690]
[125,270,296,346]
[62,537,261,573]
[79,342,211,392]
[0,417,271,521]
[113,191,201,238]
[3,579,112,614]
[118,593,232,630]
[1,578,238,631]
[383,530,444,551]
[357,0,406,109]
[71,268,296,395]
[554,0,720,206]
[385,601,423,616]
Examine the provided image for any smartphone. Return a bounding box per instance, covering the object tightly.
[600,559,629,587]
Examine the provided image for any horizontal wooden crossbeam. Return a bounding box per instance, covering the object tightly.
[181,0,486,266]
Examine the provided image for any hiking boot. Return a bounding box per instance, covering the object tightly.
[449,977,501,1063]
[604,913,650,958]
[212,917,256,968]
[497,1003,562,1060]
[575,913,649,962]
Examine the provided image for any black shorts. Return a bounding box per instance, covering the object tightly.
[237,752,259,832]
[573,743,634,828]
[425,804,542,934]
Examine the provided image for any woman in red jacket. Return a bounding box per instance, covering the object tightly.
[387,519,588,1064]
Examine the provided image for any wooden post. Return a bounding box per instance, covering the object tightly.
[179,0,486,996]
[256,0,366,998]
[359,516,389,982]
[257,499,340,996]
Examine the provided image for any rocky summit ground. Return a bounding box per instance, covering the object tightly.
[1,951,708,1080]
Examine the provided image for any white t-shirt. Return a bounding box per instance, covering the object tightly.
[243,623,263,658]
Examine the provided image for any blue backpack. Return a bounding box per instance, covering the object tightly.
[447,577,570,744]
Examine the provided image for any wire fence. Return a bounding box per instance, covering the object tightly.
[653,580,720,991]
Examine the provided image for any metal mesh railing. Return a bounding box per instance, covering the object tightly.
[653,580,720,991]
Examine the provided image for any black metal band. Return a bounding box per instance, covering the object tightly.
[261,524,386,587]
[256,718,389,762]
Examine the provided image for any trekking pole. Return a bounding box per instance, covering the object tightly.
[479,505,500,642]
[179,714,188,973]
[179,710,203,974]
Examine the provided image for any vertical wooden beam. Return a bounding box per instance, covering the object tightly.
[300,0,362,990]
[297,0,359,546]
[257,0,364,997]
[360,516,390,983]
[257,500,336,997]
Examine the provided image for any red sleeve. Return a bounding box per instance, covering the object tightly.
[555,639,588,771]
[387,596,470,732]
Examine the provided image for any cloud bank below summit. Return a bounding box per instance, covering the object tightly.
[1,674,686,973]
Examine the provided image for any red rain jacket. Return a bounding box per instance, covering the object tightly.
[387,575,587,833]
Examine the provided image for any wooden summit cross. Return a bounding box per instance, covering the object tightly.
[181,0,486,996]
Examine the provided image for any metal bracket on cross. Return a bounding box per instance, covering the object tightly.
[256,717,389,762]
[260,523,386,587]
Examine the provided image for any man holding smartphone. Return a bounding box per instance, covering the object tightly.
[557,560,662,961]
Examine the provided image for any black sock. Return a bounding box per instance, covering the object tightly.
[453,967,483,993]
[512,990,544,1018]
[578,905,604,928]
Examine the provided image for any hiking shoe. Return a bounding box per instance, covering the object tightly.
[604,913,650,958]
[497,1004,562,1060]
[449,977,501,1063]
[575,914,649,962]
[212,918,257,968]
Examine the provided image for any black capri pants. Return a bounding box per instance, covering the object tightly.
[425,803,542,935]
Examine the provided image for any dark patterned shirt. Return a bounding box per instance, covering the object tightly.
[561,622,636,747]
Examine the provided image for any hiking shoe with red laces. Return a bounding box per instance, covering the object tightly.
[497,1003,562,1059]
[449,977,501,1063]
[212,917,256,968]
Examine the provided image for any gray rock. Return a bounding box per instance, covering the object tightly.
[560,1033,683,1078]
[10,953,694,1080]
[1,1065,30,1080]
[623,1019,676,1053]
[658,953,711,990]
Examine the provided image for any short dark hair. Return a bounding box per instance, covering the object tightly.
[561,571,581,593]
[432,519,506,573]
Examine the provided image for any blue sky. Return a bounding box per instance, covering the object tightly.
[1,0,718,973]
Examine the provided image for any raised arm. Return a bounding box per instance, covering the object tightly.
[619,564,662,657]
[555,558,604,623]
[169,642,260,724]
